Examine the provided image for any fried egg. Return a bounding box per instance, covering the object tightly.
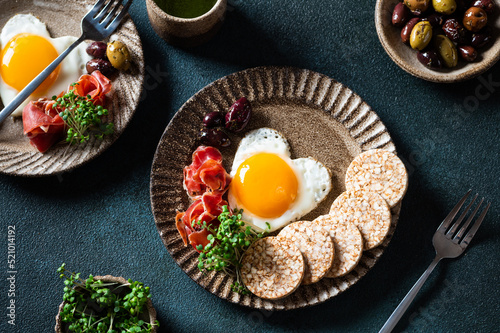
[0,14,91,117]
[228,128,332,232]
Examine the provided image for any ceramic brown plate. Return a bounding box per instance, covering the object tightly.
[375,0,500,83]
[150,66,401,310]
[0,0,144,176]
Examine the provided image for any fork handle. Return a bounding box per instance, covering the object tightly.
[0,35,85,124]
[379,256,442,333]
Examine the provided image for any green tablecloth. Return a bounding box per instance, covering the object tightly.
[1,0,499,332]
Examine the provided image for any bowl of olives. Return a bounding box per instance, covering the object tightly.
[375,0,500,82]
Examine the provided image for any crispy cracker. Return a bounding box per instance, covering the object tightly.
[345,149,408,208]
[330,190,391,250]
[314,214,363,278]
[241,237,304,300]
[277,221,334,285]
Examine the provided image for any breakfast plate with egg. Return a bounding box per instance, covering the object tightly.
[150,66,402,310]
[0,0,144,176]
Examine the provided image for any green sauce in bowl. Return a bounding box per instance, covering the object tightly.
[155,0,217,19]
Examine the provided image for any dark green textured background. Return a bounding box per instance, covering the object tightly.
[1,0,499,332]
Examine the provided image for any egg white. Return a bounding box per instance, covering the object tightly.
[228,128,332,232]
[0,14,91,117]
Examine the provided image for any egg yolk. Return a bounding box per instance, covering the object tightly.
[231,153,298,218]
[0,33,60,96]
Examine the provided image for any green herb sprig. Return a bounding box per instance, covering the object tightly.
[57,263,159,333]
[52,87,113,144]
[195,206,269,294]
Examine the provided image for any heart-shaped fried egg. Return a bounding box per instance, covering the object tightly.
[228,128,331,232]
[0,14,91,116]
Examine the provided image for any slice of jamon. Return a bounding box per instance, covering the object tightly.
[175,192,227,251]
[71,70,111,106]
[183,146,230,198]
[23,99,65,153]
[198,158,231,192]
[191,145,223,169]
[22,70,113,153]
[183,167,205,198]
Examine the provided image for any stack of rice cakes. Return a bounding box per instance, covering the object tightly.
[241,149,408,300]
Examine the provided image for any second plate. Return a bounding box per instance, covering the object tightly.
[0,0,144,176]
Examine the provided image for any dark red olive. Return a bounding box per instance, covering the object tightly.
[401,17,420,44]
[86,41,107,59]
[424,13,445,27]
[417,50,443,69]
[472,0,495,14]
[225,97,252,133]
[86,59,115,76]
[458,45,478,61]
[471,27,492,48]
[203,111,226,128]
[392,2,411,27]
[442,19,469,44]
[199,128,231,148]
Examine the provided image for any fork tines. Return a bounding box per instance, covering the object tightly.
[438,190,491,247]
[93,0,133,28]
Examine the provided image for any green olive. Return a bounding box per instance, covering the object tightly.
[432,0,457,14]
[404,0,431,14]
[106,40,131,71]
[410,21,433,51]
[433,35,458,68]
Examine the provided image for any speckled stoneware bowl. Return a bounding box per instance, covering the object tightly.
[145,0,227,47]
[54,275,158,333]
[150,66,403,310]
[0,0,144,176]
[375,0,500,82]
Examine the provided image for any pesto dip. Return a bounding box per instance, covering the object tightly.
[155,0,217,19]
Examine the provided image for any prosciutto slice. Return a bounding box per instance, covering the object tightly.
[183,146,230,198]
[22,99,65,153]
[175,192,228,251]
[177,146,232,250]
[71,70,111,106]
[22,70,112,153]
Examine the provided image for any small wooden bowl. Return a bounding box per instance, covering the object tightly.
[145,0,227,47]
[54,275,158,333]
[375,0,500,82]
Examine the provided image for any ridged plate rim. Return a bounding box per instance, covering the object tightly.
[150,66,401,310]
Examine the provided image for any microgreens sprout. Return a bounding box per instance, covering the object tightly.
[52,87,114,145]
[57,263,159,333]
[195,206,269,294]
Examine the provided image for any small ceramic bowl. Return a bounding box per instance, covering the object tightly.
[375,0,500,83]
[145,0,227,47]
[54,275,158,333]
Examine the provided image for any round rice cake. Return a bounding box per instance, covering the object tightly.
[277,220,335,285]
[345,149,408,208]
[330,190,391,250]
[241,236,304,300]
[314,214,363,278]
